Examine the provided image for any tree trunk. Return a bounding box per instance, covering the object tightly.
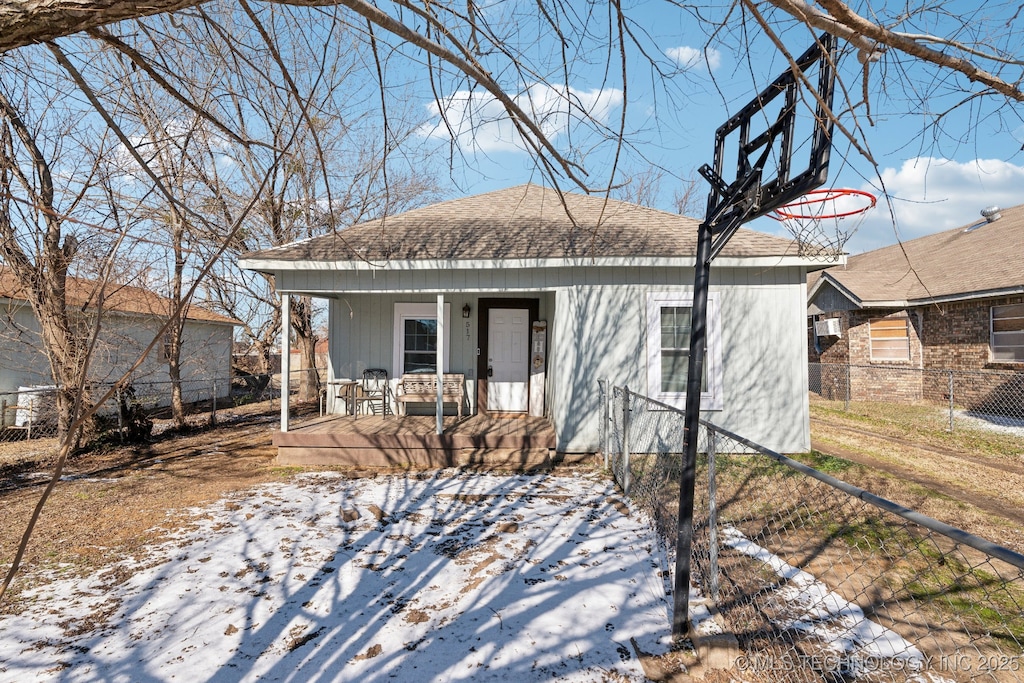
[35,296,86,450]
[297,327,318,402]
[289,295,319,402]
[167,211,188,429]
[0,99,86,449]
[167,328,186,428]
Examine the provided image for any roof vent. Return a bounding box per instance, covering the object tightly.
[981,205,1002,222]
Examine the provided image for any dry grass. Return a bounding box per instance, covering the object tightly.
[0,404,290,613]
[811,399,1024,460]
[808,402,1024,554]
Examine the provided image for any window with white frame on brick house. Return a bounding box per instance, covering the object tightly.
[869,317,911,361]
[991,303,1024,362]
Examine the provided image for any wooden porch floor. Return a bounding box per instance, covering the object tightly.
[274,413,558,469]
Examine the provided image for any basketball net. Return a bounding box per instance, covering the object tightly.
[770,188,876,259]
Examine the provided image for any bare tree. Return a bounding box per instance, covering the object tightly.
[0,53,115,449]
[672,173,704,217]
[117,92,209,428]
[168,6,443,400]
[1,2,1021,117]
[4,0,1024,610]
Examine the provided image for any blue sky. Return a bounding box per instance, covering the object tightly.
[402,3,1024,255]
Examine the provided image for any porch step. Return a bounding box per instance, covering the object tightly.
[275,446,553,469]
[274,414,558,469]
[456,447,553,469]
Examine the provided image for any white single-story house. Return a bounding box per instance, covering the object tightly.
[240,184,836,463]
[0,271,237,423]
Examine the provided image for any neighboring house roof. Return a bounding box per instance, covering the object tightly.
[241,184,823,268]
[810,203,1024,308]
[0,271,238,326]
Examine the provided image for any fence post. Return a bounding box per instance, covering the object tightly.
[601,380,610,471]
[948,370,954,432]
[27,396,33,440]
[116,386,124,444]
[707,430,719,602]
[211,379,218,427]
[845,363,851,411]
[622,385,631,495]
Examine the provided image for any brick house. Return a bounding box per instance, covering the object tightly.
[807,203,1023,411]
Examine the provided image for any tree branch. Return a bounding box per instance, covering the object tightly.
[764,0,1024,102]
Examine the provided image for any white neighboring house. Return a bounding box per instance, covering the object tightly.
[0,271,237,423]
[241,184,839,455]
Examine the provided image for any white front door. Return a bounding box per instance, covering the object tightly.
[487,308,529,412]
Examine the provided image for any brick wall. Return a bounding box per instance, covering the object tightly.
[919,296,1024,414]
[810,297,1024,415]
[808,312,850,364]
[848,363,923,402]
[920,295,1024,372]
[849,310,923,402]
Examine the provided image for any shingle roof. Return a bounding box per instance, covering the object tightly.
[243,184,803,262]
[813,203,1024,306]
[0,271,238,326]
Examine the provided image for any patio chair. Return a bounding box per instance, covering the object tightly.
[352,368,391,418]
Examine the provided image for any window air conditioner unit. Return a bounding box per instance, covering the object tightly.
[814,318,842,337]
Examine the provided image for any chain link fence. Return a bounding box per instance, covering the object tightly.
[0,387,59,440]
[0,368,324,446]
[600,380,1024,682]
[810,363,1024,435]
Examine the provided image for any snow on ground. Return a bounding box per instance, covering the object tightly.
[721,526,954,683]
[956,410,1024,438]
[0,471,674,682]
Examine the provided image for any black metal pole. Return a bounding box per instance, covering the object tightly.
[672,217,713,636]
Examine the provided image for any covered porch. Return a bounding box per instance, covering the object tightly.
[274,412,560,469]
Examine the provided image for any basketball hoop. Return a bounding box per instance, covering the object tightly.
[770,188,876,258]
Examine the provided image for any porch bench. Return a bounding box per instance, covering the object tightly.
[395,373,465,419]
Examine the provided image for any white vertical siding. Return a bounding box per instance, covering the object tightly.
[327,292,481,413]
[0,300,234,411]
[548,266,810,453]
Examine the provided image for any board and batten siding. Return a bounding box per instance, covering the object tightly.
[326,292,557,416]
[546,268,809,454]
[301,264,810,454]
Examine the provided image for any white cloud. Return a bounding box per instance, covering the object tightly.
[843,157,1024,253]
[665,45,721,72]
[417,83,623,154]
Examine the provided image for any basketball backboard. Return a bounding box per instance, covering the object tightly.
[699,33,838,244]
[675,33,842,637]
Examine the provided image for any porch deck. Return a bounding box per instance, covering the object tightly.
[274,413,560,469]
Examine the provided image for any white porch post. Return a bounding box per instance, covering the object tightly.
[436,293,444,435]
[280,293,291,433]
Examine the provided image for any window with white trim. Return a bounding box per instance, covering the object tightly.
[992,303,1024,362]
[646,292,723,410]
[393,303,451,374]
[868,317,910,361]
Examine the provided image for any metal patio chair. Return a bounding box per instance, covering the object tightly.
[352,368,391,418]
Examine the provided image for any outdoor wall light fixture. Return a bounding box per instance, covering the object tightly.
[462,303,471,318]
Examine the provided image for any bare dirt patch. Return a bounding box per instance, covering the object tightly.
[0,405,291,610]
